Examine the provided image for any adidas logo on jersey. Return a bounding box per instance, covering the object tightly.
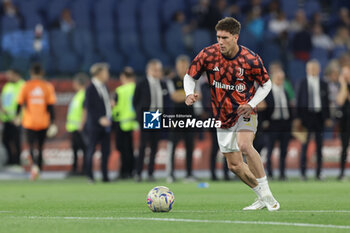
[213,67,220,72]
[30,87,43,96]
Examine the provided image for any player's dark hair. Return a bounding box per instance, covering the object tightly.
[215,17,241,35]
[73,72,89,86]
[121,66,135,79]
[30,63,44,75]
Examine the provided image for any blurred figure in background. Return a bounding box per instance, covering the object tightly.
[333,26,350,50]
[66,73,89,176]
[113,67,138,179]
[324,60,341,135]
[292,25,312,62]
[133,59,170,182]
[16,64,56,180]
[191,0,222,30]
[336,64,350,180]
[84,63,112,182]
[52,8,75,33]
[311,24,334,52]
[0,69,24,166]
[296,59,331,180]
[264,69,293,180]
[200,76,229,181]
[167,55,196,183]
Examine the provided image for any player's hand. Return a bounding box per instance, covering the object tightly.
[185,93,199,106]
[99,116,111,127]
[237,104,253,117]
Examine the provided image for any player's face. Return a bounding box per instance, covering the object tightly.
[216,30,238,56]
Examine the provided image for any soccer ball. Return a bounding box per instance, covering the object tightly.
[147,186,175,212]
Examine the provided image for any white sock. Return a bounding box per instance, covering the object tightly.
[252,185,263,199]
[256,176,273,197]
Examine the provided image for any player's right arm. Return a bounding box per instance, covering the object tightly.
[184,74,199,106]
[184,49,207,106]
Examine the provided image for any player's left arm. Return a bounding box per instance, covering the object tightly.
[237,55,272,117]
[46,83,57,124]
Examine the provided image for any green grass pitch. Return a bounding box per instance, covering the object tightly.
[0,179,349,233]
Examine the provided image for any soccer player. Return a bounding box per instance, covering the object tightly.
[184,17,280,211]
[16,63,56,180]
[0,69,24,166]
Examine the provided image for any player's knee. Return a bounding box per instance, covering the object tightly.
[227,161,243,174]
[237,141,251,154]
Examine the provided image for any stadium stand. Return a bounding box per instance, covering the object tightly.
[0,0,349,80]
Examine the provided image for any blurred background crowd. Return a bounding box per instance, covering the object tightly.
[0,0,350,182]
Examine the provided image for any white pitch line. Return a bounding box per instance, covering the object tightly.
[173,210,350,214]
[21,216,350,230]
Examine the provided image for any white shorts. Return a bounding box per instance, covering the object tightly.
[216,115,258,153]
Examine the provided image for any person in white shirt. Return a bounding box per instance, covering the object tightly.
[263,69,292,180]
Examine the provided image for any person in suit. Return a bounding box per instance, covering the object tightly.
[264,69,293,180]
[133,59,170,182]
[84,63,112,182]
[296,59,331,180]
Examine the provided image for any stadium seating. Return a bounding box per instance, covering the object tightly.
[70,0,92,29]
[140,0,161,32]
[50,30,79,74]
[280,0,299,19]
[165,24,186,59]
[96,31,124,73]
[192,29,212,54]
[46,0,70,24]
[71,29,96,72]
[238,29,260,54]
[304,0,322,19]
[288,59,306,85]
[117,0,138,33]
[119,31,146,73]
[261,41,282,68]
[16,0,43,29]
[161,0,186,26]
[93,0,116,33]
[0,0,347,76]
[1,15,20,32]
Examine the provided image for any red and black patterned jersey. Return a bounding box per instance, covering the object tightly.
[187,43,269,128]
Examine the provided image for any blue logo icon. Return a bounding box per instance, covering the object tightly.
[143,109,162,129]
